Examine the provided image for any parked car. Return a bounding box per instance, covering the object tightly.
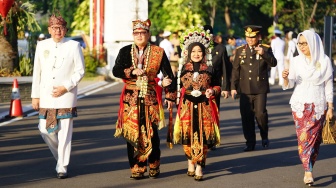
[17,39,29,57]
[66,36,86,49]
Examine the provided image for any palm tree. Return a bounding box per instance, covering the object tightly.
[0,35,15,72]
[0,1,40,72]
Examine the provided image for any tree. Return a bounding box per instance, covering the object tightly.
[28,0,84,36]
[50,0,83,33]
[253,0,336,33]
[0,1,40,71]
[71,0,90,36]
[149,0,204,35]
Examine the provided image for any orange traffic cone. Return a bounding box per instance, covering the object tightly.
[9,79,23,117]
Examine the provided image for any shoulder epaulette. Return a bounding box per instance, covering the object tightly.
[236,44,245,49]
[261,44,270,48]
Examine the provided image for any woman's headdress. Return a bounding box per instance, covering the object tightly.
[296,30,333,86]
[179,24,214,66]
[176,25,214,104]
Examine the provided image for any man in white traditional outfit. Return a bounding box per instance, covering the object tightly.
[269,29,285,85]
[31,11,85,179]
[159,31,174,61]
[285,31,298,66]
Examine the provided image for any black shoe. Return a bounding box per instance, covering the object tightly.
[243,145,255,152]
[57,172,68,179]
[210,146,216,151]
[262,139,269,148]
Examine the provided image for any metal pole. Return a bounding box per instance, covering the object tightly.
[89,0,93,51]
[96,0,100,61]
[273,0,277,29]
[323,16,335,81]
[135,0,138,19]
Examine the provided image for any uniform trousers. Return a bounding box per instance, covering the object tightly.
[38,118,73,173]
[239,93,268,146]
[215,95,221,112]
[269,58,284,85]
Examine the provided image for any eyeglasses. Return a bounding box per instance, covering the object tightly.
[133,31,147,36]
[51,26,66,31]
[297,42,308,47]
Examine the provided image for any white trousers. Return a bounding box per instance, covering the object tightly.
[269,58,284,85]
[38,118,73,173]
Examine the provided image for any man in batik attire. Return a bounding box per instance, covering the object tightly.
[112,19,176,179]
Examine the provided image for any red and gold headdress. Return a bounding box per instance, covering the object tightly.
[132,19,151,31]
[179,24,213,60]
[48,10,67,27]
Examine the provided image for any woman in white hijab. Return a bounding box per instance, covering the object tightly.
[282,30,333,186]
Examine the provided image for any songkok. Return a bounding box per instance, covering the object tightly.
[244,25,262,37]
[274,29,282,34]
[162,31,171,37]
[39,33,45,39]
[48,11,67,27]
[132,19,151,31]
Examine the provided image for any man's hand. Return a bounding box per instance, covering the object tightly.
[164,99,175,110]
[255,46,264,55]
[221,91,229,99]
[52,86,68,98]
[231,90,237,99]
[132,68,144,76]
[162,76,172,87]
[32,98,40,111]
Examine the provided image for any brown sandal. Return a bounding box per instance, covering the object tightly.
[194,175,203,181]
[187,171,195,177]
[130,172,145,180]
[149,167,160,178]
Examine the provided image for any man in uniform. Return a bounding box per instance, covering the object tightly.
[231,25,277,152]
[31,11,85,179]
[203,25,231,109]
[203,25,231,150]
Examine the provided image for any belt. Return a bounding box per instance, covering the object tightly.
[185,90,206,95]
[124,80,156,85]
[125,80,156,90]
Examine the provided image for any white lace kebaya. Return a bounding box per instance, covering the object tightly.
[282,30,333,120]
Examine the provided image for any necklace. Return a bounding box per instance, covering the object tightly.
[52,44,64,70]
[131,43,151,97]
[131,43,150,70]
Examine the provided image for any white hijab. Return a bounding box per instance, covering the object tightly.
[296,30,333,85]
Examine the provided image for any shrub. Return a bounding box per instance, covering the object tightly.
[19,55,33,76]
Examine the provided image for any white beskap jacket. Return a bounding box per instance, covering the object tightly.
[31,38,85,108]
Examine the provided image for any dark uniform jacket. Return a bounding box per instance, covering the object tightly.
[231,44,277,94]
[211,43,231,91]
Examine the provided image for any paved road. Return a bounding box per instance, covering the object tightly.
[0,82,335,188]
